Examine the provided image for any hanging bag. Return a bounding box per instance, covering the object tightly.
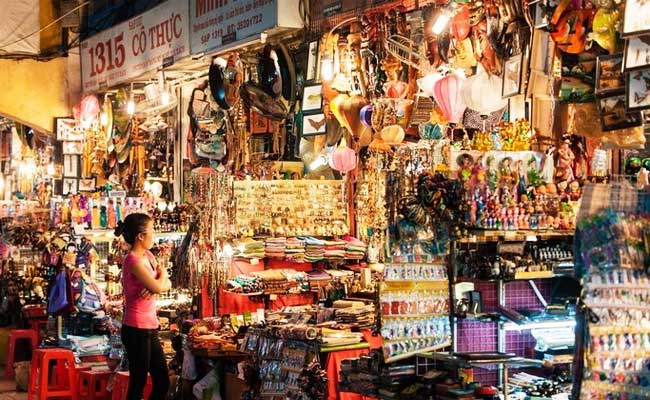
[47,271,69,314]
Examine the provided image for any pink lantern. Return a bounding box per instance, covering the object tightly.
[329,145,357,173]
[433,73,467,124]
[78,95,100,121]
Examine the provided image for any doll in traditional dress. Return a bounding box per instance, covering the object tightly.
[555,138,575,183]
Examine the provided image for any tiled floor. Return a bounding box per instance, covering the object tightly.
[0,378,27,400]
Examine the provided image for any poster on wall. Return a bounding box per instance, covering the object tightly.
[80,0,189,92]
[189,0,301,55]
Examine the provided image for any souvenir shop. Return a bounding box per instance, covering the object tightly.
[0,0,649,399]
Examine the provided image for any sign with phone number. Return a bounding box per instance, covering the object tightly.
[190,0,277,54]
[80,0,189,92]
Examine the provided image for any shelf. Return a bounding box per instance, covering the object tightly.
[416,352,544,370]
[82,229,186,240]
[458,230,574,243]
[502,318,575,331]
[456,272,575,283]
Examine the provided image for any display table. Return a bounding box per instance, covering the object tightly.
[323,330,381,400]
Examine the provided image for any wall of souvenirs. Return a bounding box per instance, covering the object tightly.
[2,0,650,399]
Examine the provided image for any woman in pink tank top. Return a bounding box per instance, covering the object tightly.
[115,213,171,400]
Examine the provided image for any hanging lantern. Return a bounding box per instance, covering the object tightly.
[451,5,471,41]
[433,73,467,124]
[417,72,443,97]
[460,65,508,115]
[79,95,100,121]
[360,104,373,128]
[380,125,405,145]
[329,143,357,173]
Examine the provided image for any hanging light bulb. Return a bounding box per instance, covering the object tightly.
[321,54,334,81]
[100,112,108,126]
[309,155,328,171]
[126,98,135,115]
[432,9,452,35]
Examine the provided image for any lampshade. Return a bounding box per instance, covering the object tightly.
[461,65,508,114]
[433,73,467,123]
[79,95,100,121]
[329,144,357,173]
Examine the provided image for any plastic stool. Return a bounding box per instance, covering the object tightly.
[79,370,112,400]
[5,329,38,379]
[28,348,78,400]
[29,318,48,342]
[52,363,92,390]
[111,371,152,400]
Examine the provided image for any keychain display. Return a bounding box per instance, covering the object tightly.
[577,207,650,399]
[380,262,451,361]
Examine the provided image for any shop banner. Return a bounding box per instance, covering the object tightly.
[189,0,278,55]
[80,0,190,92]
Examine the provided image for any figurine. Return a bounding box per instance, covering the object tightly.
[555,137,575,183]
[107,199,116,228]
[568,180,582,201]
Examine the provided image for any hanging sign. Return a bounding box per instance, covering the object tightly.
[190,0,301,55]
[80,0,190,92]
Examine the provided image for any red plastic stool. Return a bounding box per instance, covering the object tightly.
[111,371,152,400]
[5,329,38,379]
[79,370,112,400]
[28,348,78,400]
[29,318,48,341]
[52,363,92,390]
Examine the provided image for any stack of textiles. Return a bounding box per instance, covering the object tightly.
[323,238,346,260]
[343,236,367,260]
[265,237,286,259]
[285,237,306,262]
[234,238,265,259]
[304,237,325,262]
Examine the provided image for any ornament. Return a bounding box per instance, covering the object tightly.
[329,142,357,173]
[461,65,508,114]
[433,73,467,123]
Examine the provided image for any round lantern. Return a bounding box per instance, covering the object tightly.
[417,72,443,97]
[433,73,467,124]
[460,65,508,115]
[360,104,373,128]
[451,5,470,41]
[380,125,405,145]
[79,95,100,121]
[329,145,357,173]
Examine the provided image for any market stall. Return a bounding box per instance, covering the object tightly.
[1,0,650,399]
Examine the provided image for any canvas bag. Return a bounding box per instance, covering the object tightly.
[47,271,69,314]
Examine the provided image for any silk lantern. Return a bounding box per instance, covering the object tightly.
[329,143,357,173]
[79,95,100,121]
[433,73,466,124]
[451,5,470,41]
[461,65,508,115]
[380,125,405,145]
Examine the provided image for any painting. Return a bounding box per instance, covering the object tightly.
[302,84,323,112]
[624,35,650,71]
[302,113,327,137]
[502,54,523,98]
[598,93,643,131]
[622,0,650,37]
[626,68,650,111]
[595,54,625,96]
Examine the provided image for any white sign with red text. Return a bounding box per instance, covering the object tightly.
[190,0,299,55]
[80,0,190,92]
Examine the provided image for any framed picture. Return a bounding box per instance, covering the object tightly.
[528,0,550,28]
[622,0,650,37]
[598,93,643,131]
[502,54,523,98]
[250,111,269,134]
[78,178,96,192]
[62,141,84,155]
[624,35,650,71]
[595,54,625,96]
[306,41,320,82]
[62,178,78,195]
[469,291,482,314]
[55,117,84,141]
[302,113,327,137]
[63,154,79,177]
[302,84,323,113]
[626,68,650,111]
